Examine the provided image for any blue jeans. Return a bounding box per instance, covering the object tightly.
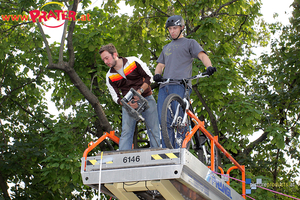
[119,95,161,150]
[157,84,191,148]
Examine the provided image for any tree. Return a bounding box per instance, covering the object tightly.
[1,0,299,199]
[244,0,300,198]
[0,0,105,199]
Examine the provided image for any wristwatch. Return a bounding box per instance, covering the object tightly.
[139,88,144,94]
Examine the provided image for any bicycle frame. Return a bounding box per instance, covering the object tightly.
[162,73,208,129]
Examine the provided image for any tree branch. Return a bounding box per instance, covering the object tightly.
[0,170,10,200]
[59,3,73,63]
[0,22,32,41]
[176,0,187,17]
[66,0,78,68]
[11,99,53,131]
[0,60,8,95]
[244,131,269,155]
[36,22,53,65]
[192,84,219,136]
[59,20,68,62]
[187,0,246,37]
[149,4,169,17]
[0,69,43,106]
[64,65,113,133]
[225,15,248,43]
[214,0,239,14]
[273,148,280,184]
[42,0,112,136]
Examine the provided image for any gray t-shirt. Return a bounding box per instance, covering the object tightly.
[157,37,205,87]
[116,67,126,79]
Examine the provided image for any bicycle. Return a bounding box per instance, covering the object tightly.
[158,72,215,165]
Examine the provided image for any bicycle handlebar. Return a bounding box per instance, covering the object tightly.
[158,72,209,84]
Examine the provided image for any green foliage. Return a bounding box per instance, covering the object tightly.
[39,116,94,199]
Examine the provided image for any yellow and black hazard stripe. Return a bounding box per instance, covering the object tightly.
[87,159,113,166]
[151,152,180,160]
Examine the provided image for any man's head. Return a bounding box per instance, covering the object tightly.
[165,15,185,40]
[99,43,118,68]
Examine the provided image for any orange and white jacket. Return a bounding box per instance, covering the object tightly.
[106,56,153,105]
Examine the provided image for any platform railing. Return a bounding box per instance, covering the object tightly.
[82,131,119,171]
[183,110,246,199]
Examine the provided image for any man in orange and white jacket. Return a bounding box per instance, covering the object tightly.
[99,43,160,150]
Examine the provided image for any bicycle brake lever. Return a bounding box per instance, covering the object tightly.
[159,78,170,83]
[201,72,209,76]
[197,73,209,78]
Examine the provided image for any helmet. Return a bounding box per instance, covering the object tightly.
[165,15,185,29]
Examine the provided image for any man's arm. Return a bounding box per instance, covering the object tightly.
[153,63,166,82]
[198,52,217,75]
[198,51,212,68]
[155,63,165,75]
[106,75,122,105]
[137,82,149,95]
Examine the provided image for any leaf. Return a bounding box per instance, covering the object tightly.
[88,44,95,51]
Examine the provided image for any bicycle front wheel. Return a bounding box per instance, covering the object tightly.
[161,93,187,149]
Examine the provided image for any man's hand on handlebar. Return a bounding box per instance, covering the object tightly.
[153,74,163,82]
[206,66,217,76]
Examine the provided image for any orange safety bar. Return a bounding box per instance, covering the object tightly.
[227,166,239,185]
[82,130,119,171]
[208,166,224,175]
[183,110,246,199]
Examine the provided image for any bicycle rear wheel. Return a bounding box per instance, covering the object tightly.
[161,93,189,149]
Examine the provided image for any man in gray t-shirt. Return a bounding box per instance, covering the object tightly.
[156,37,205,88]
[154,15,216,148]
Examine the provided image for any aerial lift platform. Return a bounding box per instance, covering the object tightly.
[81,147,245,200]
[81,100,246,199]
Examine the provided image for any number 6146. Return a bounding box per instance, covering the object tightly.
[123,155,140,163]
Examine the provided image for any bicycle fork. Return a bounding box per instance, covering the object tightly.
[172,98,191,147]
[181,98,190,126]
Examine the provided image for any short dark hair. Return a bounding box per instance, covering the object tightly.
[99,43,118,55]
